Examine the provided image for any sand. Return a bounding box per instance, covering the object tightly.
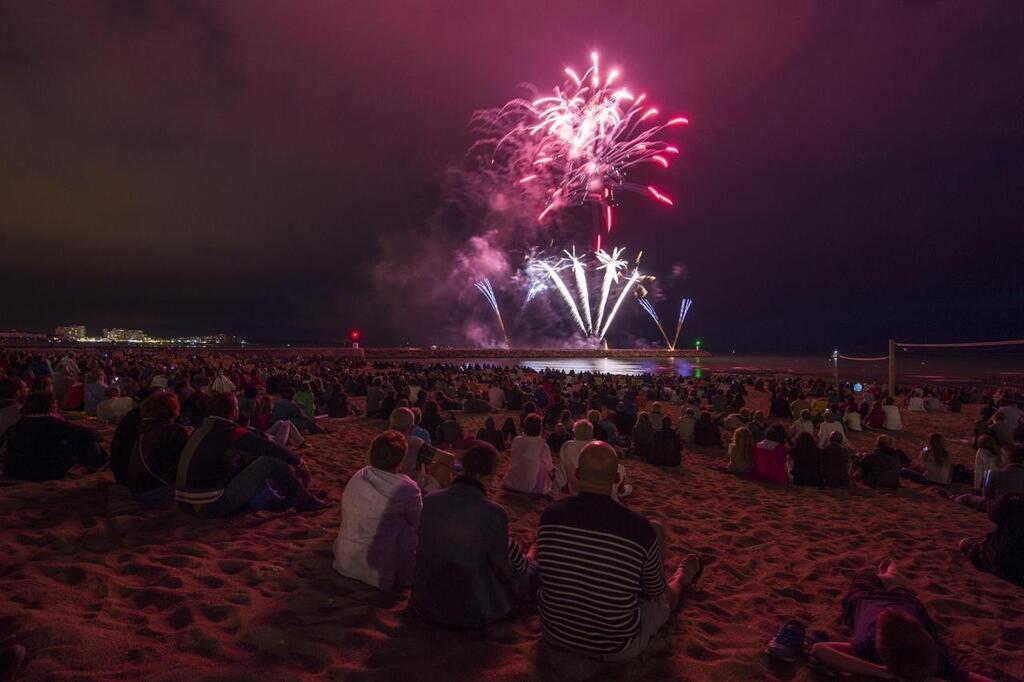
[1,390,1022,681]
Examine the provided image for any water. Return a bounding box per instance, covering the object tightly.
[428,352,1023,387]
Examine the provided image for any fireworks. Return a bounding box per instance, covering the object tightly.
[461,51,694,350]
[495,51,688,245]
[637,298,673,349]
[524,248,650,342]
[672,298,693,350]
[474,279,509,347]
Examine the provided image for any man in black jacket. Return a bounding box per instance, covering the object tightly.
[175,393,326,517]
[2,392,107,480]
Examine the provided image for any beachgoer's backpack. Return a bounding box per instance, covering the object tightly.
[952,464,974,485]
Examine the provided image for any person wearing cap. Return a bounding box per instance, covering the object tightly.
[536,442,703,660]
[411,441,534,629]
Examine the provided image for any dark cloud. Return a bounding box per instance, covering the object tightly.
[1,0,1022,350]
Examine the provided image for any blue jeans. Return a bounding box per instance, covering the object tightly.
[202,457,310,517]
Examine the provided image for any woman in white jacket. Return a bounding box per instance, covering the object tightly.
[503,414,554,495]
[333,430,422,591]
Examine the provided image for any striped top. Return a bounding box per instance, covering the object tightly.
[536,492,665,654]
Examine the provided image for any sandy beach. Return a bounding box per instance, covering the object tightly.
[1,389,1021,681]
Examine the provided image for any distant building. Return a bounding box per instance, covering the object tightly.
[54,325,87,340]
[0,330,48,341]
[103,328,148,343]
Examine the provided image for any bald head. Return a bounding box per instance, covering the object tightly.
[576,441,620,495]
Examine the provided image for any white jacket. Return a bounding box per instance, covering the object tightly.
[333,465,421,590]
[817,421,849,448]
[504,435,553,494]
[882,404,903,431]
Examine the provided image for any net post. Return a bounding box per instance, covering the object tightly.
[887,339,895,398]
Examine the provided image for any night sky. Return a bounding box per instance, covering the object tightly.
[2,1,1023,352]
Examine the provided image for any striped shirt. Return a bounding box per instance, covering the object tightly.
[536,492,665,654]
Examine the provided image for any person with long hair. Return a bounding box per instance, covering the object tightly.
[727,426,754,475]
[632,411,656,460]
[902,433,952,485]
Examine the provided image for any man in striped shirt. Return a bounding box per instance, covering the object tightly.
[537,441,702,660]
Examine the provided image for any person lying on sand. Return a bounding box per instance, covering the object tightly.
[174,392,327,516]
[412,442,535,629]
[333,430,422,591]
[809,560,991,681]
[536,441,703,662]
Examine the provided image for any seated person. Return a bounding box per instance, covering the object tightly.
[126,391,190,502]
[2,392,107,480]
[820,430,852,487]
[174,393,326,516]
[881,398,903,431]
[721,408,751,431]
[557,421,631,499]
[475,416,506,451]
[294,382,317,419]
[991,409,1015,446]
[816,411,849,448]
[677,407,697,444]
[389,407,454,492]
[959,493,1024,587]
[438,413,465,448]
[504,414,554,495]
[789,432,823,487]
[751,424,791,485]
[333,430,422,591]
[545,422,571,455]
[648,417,682,467]
[726,426,753,475]
[864,402,886,430]
[907,395,926,412]
[270,386,322,434]
[82,372,108,416]
[411,442,534,629]
[973,435,1005,488]
[536,442,703,661]
[924,395,944,412]
[956,446,1024,511]
[747,410,768,443]
[852,435,905,488]
[789,409,814,441]
[464,393,493,414]
[842,405,863,432]
[0,378,26,444]
[631,411,656,459]
[902,432,952,486]
[96,386,136,425]
[769,393,790,418]
[693,410,721,447]
[409,407,431,445]
[810,560,977,680]
[109,387,157,484]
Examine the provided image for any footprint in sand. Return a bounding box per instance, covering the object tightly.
[217,559,251,575]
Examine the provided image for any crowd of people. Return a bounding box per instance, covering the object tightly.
[0,348,1021,679]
